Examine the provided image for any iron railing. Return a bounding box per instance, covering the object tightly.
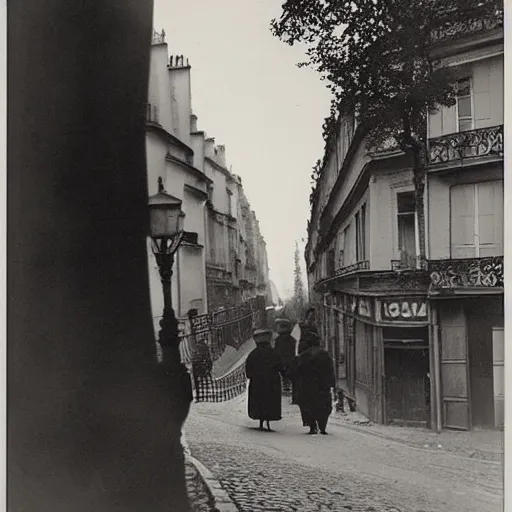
[391,251,419,271]
[428,256,503,289]
[428,125,503,165]
[335,260,370,277]
[176,296,266,402]
[431,11,502,44]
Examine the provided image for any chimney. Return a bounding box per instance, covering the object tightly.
[216,145,227,168]
[205,137,215,159]
[190,114,198,133]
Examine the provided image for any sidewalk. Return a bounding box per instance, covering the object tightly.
[329,408,504,463]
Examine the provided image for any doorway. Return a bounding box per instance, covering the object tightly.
[465,298,503,428]
[383,327,430,426]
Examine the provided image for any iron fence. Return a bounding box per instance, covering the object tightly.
[178,296,266,402]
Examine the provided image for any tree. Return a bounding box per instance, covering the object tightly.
[272,0,502,263]
[292,241,307,318]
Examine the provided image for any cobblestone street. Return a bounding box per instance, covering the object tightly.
[184,394,503,512]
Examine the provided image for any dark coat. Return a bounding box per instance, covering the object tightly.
[245,345,283,421]
[273,333,297,375]
[295,346,335,421]
[297,323,318,355]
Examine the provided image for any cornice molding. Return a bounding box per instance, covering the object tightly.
[166,153,212,184]
[205,156,231,177]
[146,122,194,157]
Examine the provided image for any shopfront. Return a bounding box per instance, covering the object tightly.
[324,292,431,426]
[432,295,504,430]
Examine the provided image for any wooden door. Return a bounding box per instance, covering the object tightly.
[385,348,429,425]
[440,302,470,430]
[492,327,504,428]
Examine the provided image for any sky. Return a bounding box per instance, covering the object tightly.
[153,0,332,299]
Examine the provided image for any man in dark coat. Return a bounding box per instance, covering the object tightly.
[245,329,283,431]
[274,319,297,397]
[298,307,319,354]
[295,332,336,435]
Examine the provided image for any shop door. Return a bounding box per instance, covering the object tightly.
[492,327,504,428]
[385,348,429,425]
[439,302,470,430]
[345,316,356,397]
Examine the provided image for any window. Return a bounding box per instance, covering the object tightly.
[356,204,366,261]
[227,189,234,216]
[338,230,346,269]
[327,248,336,276]
[397,192,416,267]
[450,181,503,258]
[343,224,352,266]
[456,78,473,132]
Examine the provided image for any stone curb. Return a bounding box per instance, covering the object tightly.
[186,455,239,512]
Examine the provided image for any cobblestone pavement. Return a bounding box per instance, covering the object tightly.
[185,459,215,512]
[184,394,503,512]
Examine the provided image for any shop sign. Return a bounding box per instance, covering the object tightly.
[358,298,372,318]
[381,299,427,321]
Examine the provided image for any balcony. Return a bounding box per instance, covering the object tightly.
[391,251,420,271]
[430,10,502,44]
[335,260,370,277]
[428,125,503,166]
[428,256,503,291]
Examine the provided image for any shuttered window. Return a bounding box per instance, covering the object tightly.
[450,180,503,258]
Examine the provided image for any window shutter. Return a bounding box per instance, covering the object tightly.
[478,180,503,257]
[450,184,476,258]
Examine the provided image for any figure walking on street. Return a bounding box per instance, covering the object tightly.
[245,329,283,432]
[295,332,336,435]
[274,319,297,399]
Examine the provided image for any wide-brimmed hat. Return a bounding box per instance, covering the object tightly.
[276,318,293,334]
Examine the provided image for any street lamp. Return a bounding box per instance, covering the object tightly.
[149,177,186,371]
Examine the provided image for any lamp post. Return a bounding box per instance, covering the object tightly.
[149,178,190,377]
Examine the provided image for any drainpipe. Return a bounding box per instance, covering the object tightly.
[431,303,442,433]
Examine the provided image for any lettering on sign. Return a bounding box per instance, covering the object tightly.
[381,299,427,321]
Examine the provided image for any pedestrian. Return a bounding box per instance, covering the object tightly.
[295,332,336,435]
[274,319,297,398]
[297,307,318,354]
[245,328,283,432]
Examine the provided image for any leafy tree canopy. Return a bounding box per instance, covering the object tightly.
[273,0,502,259]
[272,0,501,153]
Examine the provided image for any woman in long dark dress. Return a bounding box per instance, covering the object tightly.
[245,329,283,431]
[295,332,336,434]
[273,319,297,397]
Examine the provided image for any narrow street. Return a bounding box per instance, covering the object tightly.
[184,395,503,512]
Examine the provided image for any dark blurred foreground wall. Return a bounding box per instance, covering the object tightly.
[8,2,191,511]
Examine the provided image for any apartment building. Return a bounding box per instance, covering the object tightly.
[146,30,271,322]
[306,8,503,430]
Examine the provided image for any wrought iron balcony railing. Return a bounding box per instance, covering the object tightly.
[430,11,502,44]
[145,103,160,125]
[334,260,370,277]
[428,256,503,289]
[391,251,419,271]
[428,125,503,165]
